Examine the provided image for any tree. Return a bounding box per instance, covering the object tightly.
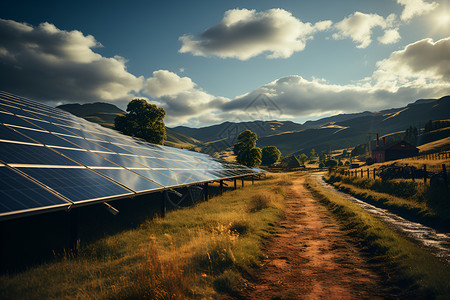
[114,99,166,145]
[297,153,308,166]
[234,130,262,167]
[310,148,316,159]
[233,130,257,156]
[318,152,326,162]
[404,126,418,144]
[261,146,281,165]
[324,159,338,167]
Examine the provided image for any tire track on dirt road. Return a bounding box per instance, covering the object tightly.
[245,175,391,299]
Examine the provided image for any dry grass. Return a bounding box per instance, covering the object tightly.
[306,174,450,299]
[0,173,291,299]
[248,194,272,212]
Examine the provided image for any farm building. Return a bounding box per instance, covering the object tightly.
[372,140,419,163]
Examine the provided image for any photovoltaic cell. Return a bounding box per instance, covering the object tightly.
[0,141,78,166]
[17,167,132,203]
[0,166,69,215]
[0,90,263,219]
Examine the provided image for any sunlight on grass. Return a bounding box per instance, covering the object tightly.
[307,174,450,299]
[0,173,290,299]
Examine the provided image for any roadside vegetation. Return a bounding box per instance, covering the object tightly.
[0,174,292,299]
[306,174,450,299]
[324,171,450,231]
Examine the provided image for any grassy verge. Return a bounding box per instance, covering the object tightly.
[0,173,292,299]
[325,173,450,232]
[306,174,450,299]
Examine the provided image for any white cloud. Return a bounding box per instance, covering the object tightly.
[170,38,450,126]
[378,29,401,44]
[333,12,399,48]
[179,8,332,60]
[397,0,438,22]
[374,37,450,88]
[0,18,143,104]
[145,70,195,97]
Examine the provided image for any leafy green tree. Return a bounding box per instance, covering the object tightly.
[261,146,281,165]
[233,130,257,156]
[310,148,316,159]
[114,99,166,144]
[234,130,261,167]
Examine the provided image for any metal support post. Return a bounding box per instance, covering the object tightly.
[203,182,209,201]
[161,192,166,218]
[69,208,79,256]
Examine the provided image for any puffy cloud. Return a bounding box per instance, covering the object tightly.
[378,29,401,44]
[374,37,450,87]
[142,70,229,126]
[172,38,450,126]
[397,0,438,22]
[145,70,195,97]
[333,12,398,48]
[0,18,143,104]
[179,8,332,60]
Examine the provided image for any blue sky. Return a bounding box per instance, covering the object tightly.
[1,0,449,127]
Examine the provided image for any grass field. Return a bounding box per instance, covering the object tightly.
[0,173,293,299]
[306,174,450,299]
[325,170,450,232]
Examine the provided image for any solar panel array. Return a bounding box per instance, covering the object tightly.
[0,91,263,220]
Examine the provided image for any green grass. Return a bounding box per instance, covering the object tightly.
[325,173,450,231]
[307,174,450,299]
[0,174,289,299]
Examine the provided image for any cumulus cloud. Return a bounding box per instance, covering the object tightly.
[145,70,194,97]
[169,37,450,126]
[0,18,143,104]
[179,8,332,60]
[378,29,401,44]
[333,12,399,48]
[142,70,229,125]
[374,37,450,87]
[397,0,438,22]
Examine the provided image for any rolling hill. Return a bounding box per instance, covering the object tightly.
[57,102,204,149]
[57,95,450,156]
[174,95,450,155]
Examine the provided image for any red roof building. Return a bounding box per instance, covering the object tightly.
[372,140,419,163]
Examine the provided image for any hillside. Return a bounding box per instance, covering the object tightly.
[260,95,450,155]
[175,95,450,155]
[174,120,304,142]
[57,102,204,149]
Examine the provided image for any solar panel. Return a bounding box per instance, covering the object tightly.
[0,90,264,219]
[0,165,70,216]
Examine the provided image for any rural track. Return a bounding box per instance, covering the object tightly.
[245,175,390,299]
[311,172,450,263]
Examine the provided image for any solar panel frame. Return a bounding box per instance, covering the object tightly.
[0,91,265,220]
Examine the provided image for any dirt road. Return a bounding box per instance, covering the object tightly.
[245,176,390,299]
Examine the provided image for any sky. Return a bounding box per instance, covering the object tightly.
[0,0,450,127]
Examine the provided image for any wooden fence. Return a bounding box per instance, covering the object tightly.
[342,164,448,184]
[411,150,450,161]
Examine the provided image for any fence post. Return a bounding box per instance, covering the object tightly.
[367,169,369,178]
[424,165,427,184]
[443,164,448,184]
[361,169,363,177]
[373,168,376,179]
[411,168,415,182]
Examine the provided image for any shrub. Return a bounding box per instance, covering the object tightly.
[212,270,244,296]
[248,194,271,212]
